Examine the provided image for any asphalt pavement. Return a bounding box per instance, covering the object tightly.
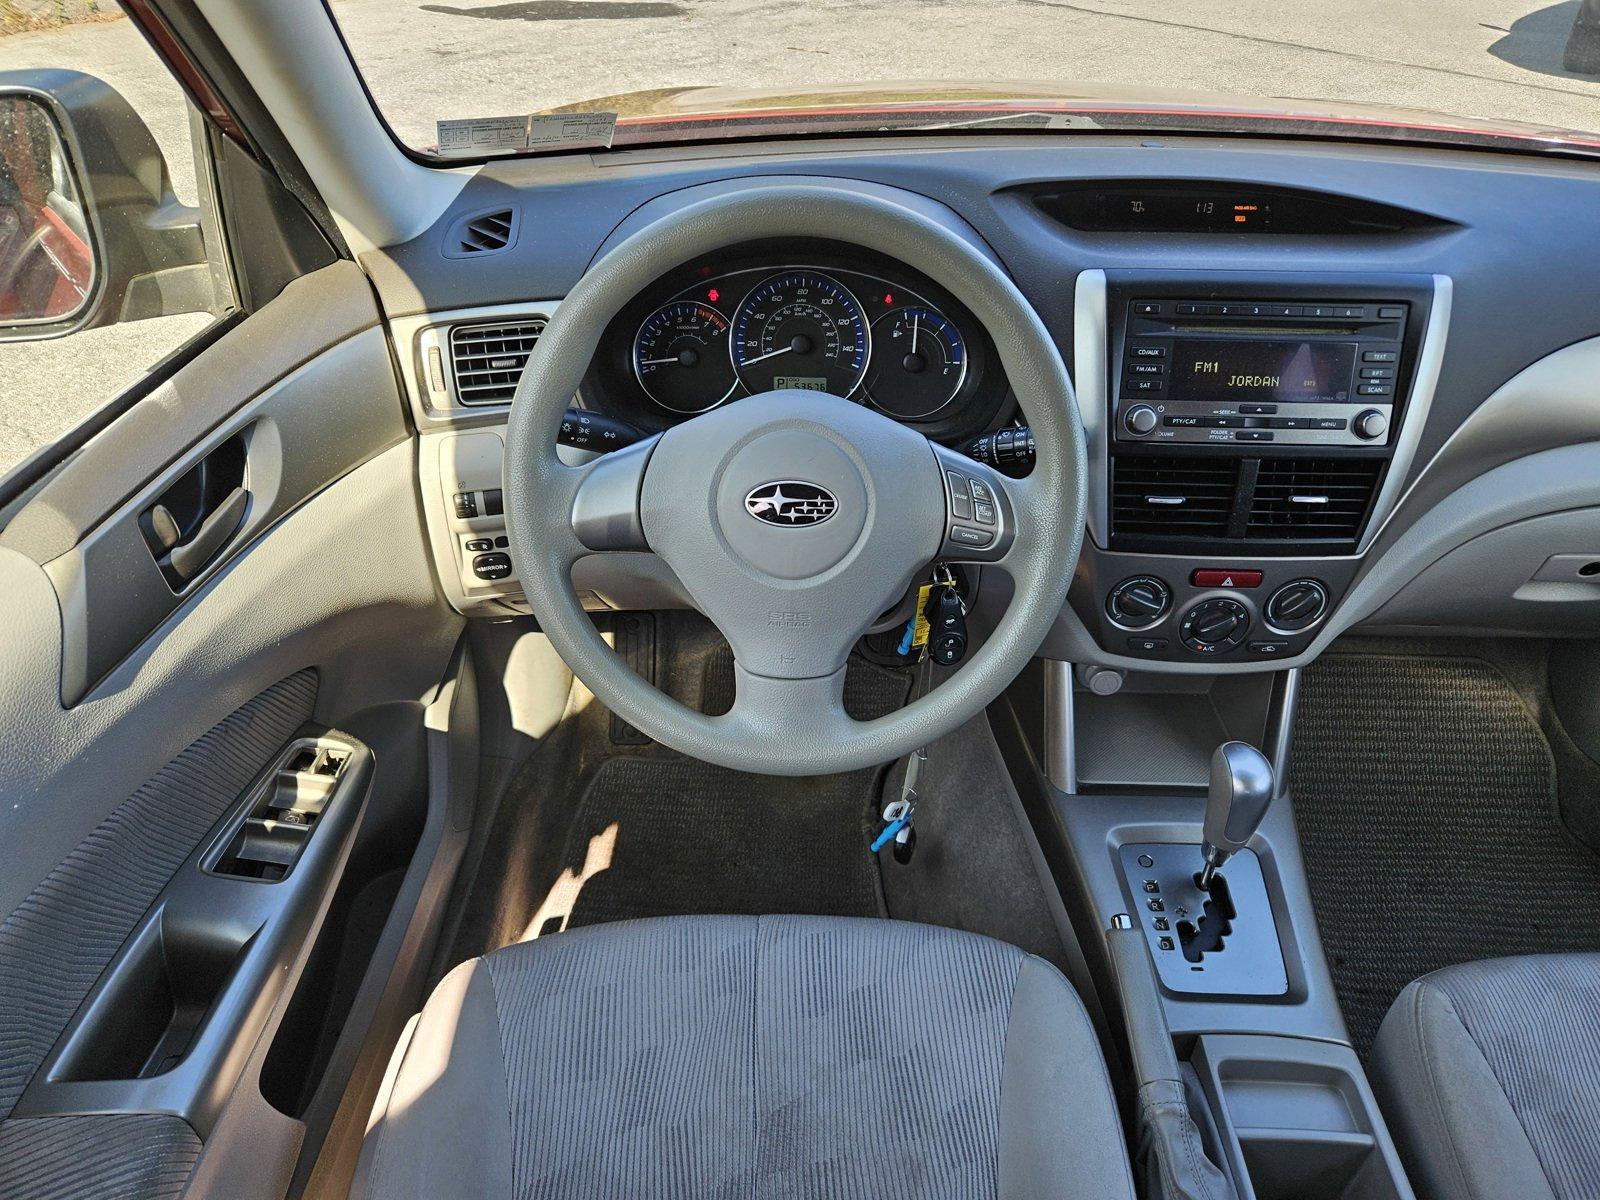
[2,0,1599,477]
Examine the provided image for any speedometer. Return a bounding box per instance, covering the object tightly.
[731,272,869,398]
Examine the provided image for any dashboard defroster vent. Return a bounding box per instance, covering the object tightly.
[445,207,519,258]
[448,320,545,406]
[1112,456,1239,538]
[1247,457,1383,540]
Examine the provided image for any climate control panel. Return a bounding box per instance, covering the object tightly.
[1077,556,1361,665]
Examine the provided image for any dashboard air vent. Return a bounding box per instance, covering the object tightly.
[448,319,545,406]
[445,208,519,258]
[1112,456,1239,538]
[1247,457,1383,540]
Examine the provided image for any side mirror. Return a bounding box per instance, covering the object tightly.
[0,69,219,342]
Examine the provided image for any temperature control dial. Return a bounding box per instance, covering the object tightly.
[1106,575,1171,629]
[1180,598,1251,655]
[1266,579,1329,631]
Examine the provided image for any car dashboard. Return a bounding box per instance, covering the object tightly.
[371,132,1600,674]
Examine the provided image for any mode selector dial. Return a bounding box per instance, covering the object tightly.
[1124,404,1159,435]
[1180,598,1251,655]
[1107,575,1171,629]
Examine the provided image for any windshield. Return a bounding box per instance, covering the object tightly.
[329,0,1600,158]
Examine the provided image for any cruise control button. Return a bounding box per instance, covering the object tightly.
[972,500,997,526]
[949,525,995,548]
[472,552,513,581]
[968,479,995,505]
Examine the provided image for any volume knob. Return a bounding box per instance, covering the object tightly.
[1353,409,1389,440]
[1125,404,1159,435]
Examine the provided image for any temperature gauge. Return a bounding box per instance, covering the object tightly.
[864,306,967,419]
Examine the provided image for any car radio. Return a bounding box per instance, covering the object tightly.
[1115,298,1409,447]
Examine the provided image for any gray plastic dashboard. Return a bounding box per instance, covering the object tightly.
[365,132,1600,668]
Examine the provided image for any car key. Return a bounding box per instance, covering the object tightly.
[928,585,968,666]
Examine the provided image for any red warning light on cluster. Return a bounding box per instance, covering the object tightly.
[883,293,894,306]
[707,288,720,303]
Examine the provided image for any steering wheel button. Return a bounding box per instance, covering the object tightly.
[968,479,994,504]
[972,500,997,526]
[950,525,995,548]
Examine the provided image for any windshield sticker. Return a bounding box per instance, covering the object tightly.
[436,116,537,156]
[527,111,616,150]
[436,112,616,156]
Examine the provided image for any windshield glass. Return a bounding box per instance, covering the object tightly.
[328,0,1600,158]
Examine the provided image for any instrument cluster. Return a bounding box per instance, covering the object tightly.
[584,241,1010,440]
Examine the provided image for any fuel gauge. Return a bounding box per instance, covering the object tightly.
[865,305,967,420]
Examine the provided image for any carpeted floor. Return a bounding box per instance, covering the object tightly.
[1289,646,1600,1055]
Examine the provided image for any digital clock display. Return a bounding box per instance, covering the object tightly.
[1170,339,1356,403]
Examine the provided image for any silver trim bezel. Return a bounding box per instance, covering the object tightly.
[1071,270,1453,558]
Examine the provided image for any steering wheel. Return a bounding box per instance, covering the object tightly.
[504,185,1086,776]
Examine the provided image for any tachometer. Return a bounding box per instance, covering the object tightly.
[864,305,967,419]
[731,272,869,398]
[633,301,739,414]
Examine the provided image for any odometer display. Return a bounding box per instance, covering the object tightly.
[731,272,869,398]
[633,301,739,414]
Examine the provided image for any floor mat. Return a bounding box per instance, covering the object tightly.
[435,615,911,970]
[1289,650,1600,1055]
[541,754,887,933]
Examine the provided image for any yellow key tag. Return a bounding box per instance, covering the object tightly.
[911,584,934,648]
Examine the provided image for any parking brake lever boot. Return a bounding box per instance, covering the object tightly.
[1199,741,1275,890]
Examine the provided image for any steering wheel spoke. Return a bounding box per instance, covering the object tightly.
[569,435,657,554]
[930,443,1024,565]
[722,661,856,748]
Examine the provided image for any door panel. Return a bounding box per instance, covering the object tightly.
[0,260,463,1198]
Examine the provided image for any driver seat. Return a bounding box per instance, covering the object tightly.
[352,914,1134,1199]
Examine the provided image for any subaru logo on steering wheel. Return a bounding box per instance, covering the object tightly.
[744,481,838,527]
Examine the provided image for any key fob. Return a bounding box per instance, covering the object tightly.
[928,587,968,666]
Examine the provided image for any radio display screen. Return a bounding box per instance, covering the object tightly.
[1169,339,1356,403]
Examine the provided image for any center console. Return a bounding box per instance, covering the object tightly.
[1064,270,1448,670]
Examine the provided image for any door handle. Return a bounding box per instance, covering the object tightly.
[166,484,248,583]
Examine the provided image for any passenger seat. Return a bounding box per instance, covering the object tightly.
[1369,953,1600,1200]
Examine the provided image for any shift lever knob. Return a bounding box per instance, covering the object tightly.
[1199,741,1275,889]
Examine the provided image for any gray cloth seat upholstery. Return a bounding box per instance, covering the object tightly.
[353,914,1134,1200]
[1369,952,1600,1200]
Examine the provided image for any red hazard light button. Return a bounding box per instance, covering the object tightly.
[1192,569,1263,589]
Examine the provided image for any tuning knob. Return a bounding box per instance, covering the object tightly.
[1124,404,1159,435]
[1107,575,1170,628]
[1353,409,1389,440]
[1266,579,1328,632]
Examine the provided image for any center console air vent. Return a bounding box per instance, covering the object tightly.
[448,319,544,406]
[1113,456,1239,538]
[1247,457,1383,540]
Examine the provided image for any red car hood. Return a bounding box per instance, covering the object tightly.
[552,81,1600,156]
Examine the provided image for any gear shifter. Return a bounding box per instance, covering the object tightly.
[1199,741,1275,890]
